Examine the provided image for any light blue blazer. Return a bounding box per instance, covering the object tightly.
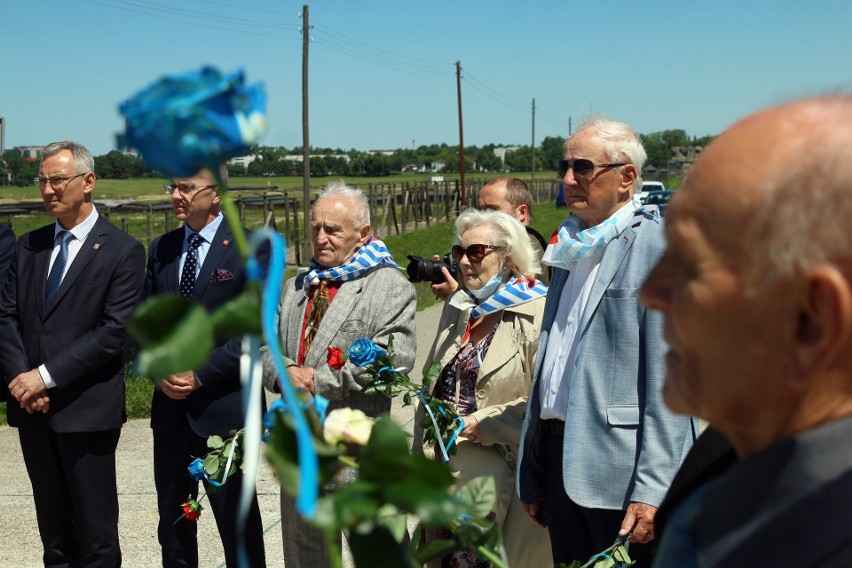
[517,207,698,510]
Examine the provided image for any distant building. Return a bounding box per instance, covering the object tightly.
[492,146,520,165]
[14,146,42,160]
[367,149,396,157]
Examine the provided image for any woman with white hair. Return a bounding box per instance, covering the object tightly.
[413,208,551,567]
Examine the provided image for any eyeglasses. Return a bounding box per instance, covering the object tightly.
[557,159,626,179]
[163,183,216,195]
[451,244,503,263]
[34,173,87,189]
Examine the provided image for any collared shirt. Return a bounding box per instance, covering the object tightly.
[41,206,100,389]
[177,213,224,286]
[537,247,604,420]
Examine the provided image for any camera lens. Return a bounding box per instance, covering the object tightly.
[406,255,448,283]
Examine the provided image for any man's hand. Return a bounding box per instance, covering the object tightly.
[9,369,47,409]
[430,264,459,300]
[28,395,51,414]
[619,501,658,543]
[522,500,547,528]
[160,371,200,400]
[286,366,316,396]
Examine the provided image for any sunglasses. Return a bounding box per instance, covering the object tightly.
[451,244,502,263]
[557,159,626,179]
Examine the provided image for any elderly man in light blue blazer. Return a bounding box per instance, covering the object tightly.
[517,118,698,566]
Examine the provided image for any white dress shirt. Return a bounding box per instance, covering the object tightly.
[177,213,223,286]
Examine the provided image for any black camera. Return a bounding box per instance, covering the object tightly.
[406,253,459,283]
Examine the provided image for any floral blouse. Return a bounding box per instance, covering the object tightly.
[435,324,498,416]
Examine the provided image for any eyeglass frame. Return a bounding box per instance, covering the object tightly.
[34,172,88,190]
[557,158,626,179]
[451,243,504,264]
[163,183,217,195]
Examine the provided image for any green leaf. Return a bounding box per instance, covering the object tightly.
[412,536,460,565]
[455,475,496,519]
[348,525,409,568]
[203,453,220,476]
[402,392,412,406]
[264,411,341,495]
[422,361,442,387]
[207,435,225,449]
[209,291,262,339]
[383,483,465,526]
[128,295,215,380]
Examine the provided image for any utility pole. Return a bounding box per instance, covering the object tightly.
[456,61,466,207]
[569,116,573,136]
[530,98,536,180]
[301,4,311,263]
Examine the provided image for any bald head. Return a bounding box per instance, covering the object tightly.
[642,95,852,456]
[682,95,852,283]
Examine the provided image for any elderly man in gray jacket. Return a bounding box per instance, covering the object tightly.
[263,180,416,568]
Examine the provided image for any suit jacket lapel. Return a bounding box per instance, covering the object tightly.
[28,226,56,320]
[578,224,636,335]
[193,223,234,299]
[47,217,109,315]
[162,230,184,294]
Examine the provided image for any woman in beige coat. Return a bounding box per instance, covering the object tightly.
[413,208,551,567]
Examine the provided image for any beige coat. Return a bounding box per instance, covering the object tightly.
[413,290,551,567]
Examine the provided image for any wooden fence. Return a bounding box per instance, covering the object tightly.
[0,178,560,266]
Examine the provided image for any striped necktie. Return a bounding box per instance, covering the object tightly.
[303,280,329,354]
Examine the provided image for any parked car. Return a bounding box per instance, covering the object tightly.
[644,189,676,215]
[638,181,666,203]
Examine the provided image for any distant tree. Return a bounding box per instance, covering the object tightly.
[504,146,540,172]
[474,146,502,172]
[660,129,690,149]
[2,151,38,187]
[539,136,566,171]
[641,134,670,170]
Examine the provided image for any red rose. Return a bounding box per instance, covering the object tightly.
[180,497,203,522]
[327,347,346,371]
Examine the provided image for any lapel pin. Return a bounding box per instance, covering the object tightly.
[223,240,230,246]
[93,243,102,250]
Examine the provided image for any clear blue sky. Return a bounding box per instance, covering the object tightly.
[3,0,851,157]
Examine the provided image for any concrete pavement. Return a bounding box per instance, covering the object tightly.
[0,301,444,567]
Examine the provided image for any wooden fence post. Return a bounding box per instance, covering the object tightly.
[146,205,153,248]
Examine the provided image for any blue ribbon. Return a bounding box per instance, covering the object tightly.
[250,229,319,517]
[416,386,464,464]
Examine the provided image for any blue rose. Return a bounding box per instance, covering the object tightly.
[187,457,206,481]
[120,66,267,177]
[348,338,385,367]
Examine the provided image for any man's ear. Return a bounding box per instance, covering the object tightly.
[792,266,852,384]
[515,204,530,225]
[358,223,371,244]
[620,165,637,194]
[82,171,96,199]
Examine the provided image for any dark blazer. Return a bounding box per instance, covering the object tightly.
[144,221,250,437]
[0,223,16,404]
[0,217,146,431]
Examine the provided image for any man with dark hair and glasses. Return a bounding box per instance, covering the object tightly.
[432,176,549,299]
[0,140,146,566]
[144,165,266,567]
[516,118,697,565]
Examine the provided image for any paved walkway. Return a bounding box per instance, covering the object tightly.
[0,302,444,567]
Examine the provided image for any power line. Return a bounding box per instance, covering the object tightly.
[80,0,300,38]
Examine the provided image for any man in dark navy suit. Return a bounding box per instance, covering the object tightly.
[144,165,266,568]
[0,140,146,567]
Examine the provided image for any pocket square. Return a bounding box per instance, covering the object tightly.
[210,268,235,282]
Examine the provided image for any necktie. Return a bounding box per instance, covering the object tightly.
[45,231,74,309]
[179,233,204,297]
[303,280,329,354]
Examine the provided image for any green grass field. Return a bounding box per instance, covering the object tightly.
[0,178,568,425]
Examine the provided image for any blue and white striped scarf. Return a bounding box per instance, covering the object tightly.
[303,237,400,290]
[542,195,644,270]
[468,276,548,319]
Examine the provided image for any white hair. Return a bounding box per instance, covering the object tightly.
[571,116,647,190]
[314,179,370,228]
[455,208,541,278]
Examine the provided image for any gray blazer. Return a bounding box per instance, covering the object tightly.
[518,207,698,510]
[262,264,417,417]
